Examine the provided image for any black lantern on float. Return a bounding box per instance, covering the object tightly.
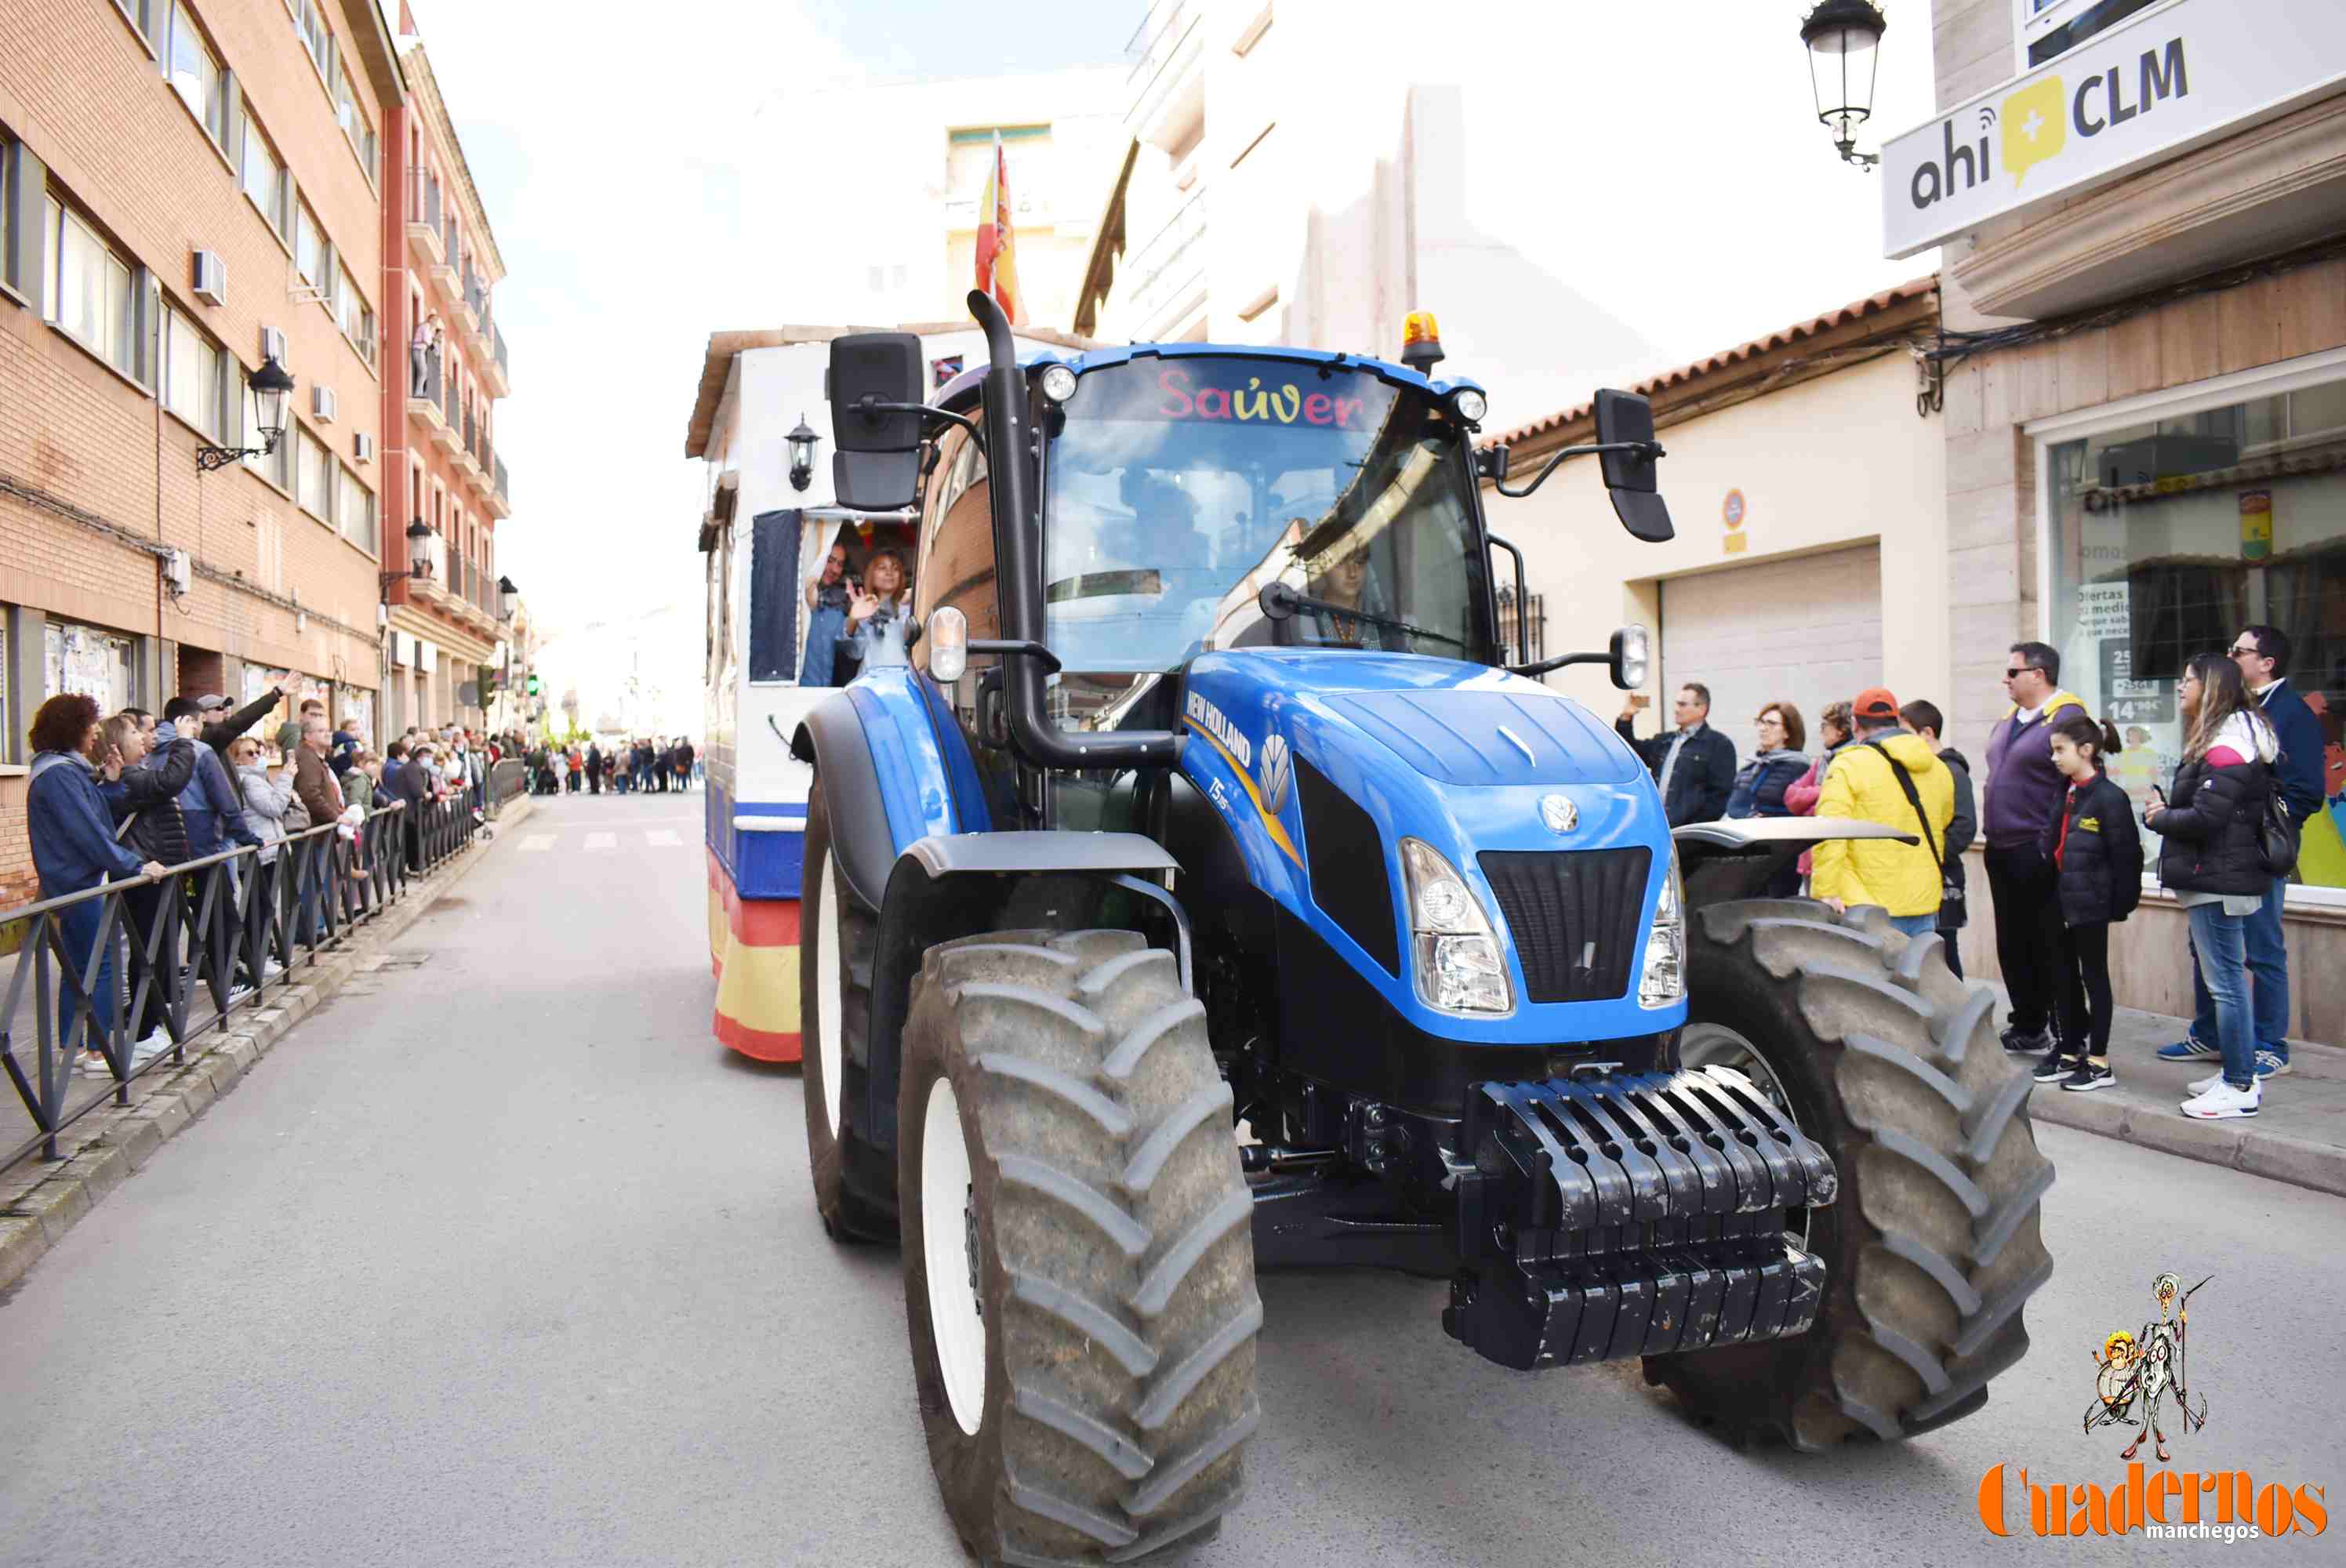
[787,413,821,492]
[196,354,298,471]
[1800,0,1887,169]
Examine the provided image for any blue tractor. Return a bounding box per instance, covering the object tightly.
[793,294,2054,1565]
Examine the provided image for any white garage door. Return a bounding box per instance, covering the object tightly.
[1658,545,1884,768]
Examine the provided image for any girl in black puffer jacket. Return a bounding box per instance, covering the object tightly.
[2032,713,2141,1093]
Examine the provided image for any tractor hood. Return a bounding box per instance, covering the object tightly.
[1174,648,1680,1044]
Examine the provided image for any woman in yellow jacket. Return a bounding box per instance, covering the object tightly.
[1810,688,1957,938]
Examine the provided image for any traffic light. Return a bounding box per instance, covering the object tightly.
[478,662,502,698]
[525,671,542,697]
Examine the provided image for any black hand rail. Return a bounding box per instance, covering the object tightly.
[1,791,486,1171]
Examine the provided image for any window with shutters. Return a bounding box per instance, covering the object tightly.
[161,303,225,441]
[298,426,331,518]
[165,3,229,150]
[43,198,137,379]
[339,464,376,555]
[240,111,286,236]
[294,201,323,287]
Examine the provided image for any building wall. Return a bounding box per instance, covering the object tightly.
[376,33,507,734]
[0,0,396,913]
[1502,347,1950,738]
[1095,4,1661,430]
[1923,0,2346,1044]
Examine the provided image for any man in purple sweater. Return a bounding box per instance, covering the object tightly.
[1984,641,2086,1055]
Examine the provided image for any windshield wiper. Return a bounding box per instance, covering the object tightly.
[1255,581,1467,650]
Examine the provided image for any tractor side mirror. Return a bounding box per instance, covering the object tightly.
[1592,390,1673,543]
[827,332,924,511]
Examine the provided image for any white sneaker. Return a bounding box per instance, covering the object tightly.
[2180,1080,2260,1120]
[129,1029,173,1065]
[75,1050,114,1078]
[2188,1071,2224,1097]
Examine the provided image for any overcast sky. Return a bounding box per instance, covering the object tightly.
[412,0,1940,727]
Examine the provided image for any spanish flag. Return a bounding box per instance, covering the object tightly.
[976,131,1026,325]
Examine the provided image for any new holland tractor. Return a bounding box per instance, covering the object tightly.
[790,292,2054,1566]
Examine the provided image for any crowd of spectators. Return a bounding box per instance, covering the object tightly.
[530,737,696,797]
[1616,626,2318,1120]
[20,687,490,1078]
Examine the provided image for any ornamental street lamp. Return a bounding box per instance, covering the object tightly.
[195,354,297,471]
[381,517,435,593]
[1800,0,1887,169]
[497,574,518,620]
[787,414,821,492]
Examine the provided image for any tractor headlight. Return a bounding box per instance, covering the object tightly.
[1039,363,1079,403]
[1448,387,1487,426]
[1638,848,1686,1009]
[1400,837,1513,1015]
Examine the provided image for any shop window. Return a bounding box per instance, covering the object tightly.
[2019,0,2166,71]
[2046,376,2346,894]
[44,620,137,713]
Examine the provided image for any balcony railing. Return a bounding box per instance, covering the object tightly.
[1126,187,1208,331]
[407,168,441,230]
[495,456,510,510]
[443,372,459,430]
[463,271,486,324]
[409,346,441,406]
[493,325,509,382]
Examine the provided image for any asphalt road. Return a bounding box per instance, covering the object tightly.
[1,786,2339,1567]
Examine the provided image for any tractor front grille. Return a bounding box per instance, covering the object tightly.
[1477,848,1651,1004]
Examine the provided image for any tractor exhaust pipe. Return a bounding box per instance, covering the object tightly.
[967,290,1182,774]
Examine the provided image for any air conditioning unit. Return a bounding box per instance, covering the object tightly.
[260,325,286,363]
[354,430,376,463]
[191,249,227,307]
[313,384,338,423]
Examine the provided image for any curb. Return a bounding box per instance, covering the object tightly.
[2025,1083,2346,1201]
[0,800,531,1298]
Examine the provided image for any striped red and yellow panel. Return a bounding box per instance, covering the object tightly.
[707,850,802,1062]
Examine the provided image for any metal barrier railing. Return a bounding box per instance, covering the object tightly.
[1,793,484,1171]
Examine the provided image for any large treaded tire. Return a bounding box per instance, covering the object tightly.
[1645,899,2055,1450]
[800,776,894,1241]
[901,930,1258,1567]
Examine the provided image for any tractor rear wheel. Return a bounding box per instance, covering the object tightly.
[1647,899,2055,1450]
[900,930,1258,1566]
[800,776,893,1241]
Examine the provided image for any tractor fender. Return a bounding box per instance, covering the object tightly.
[1672,816,1918,911]
[859,831,1186,1166]
[790,671,985,914]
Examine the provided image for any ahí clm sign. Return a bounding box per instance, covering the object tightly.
[1881,0,2346,259]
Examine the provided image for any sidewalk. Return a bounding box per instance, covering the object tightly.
[2000,989,2346,1199]
[0,800,532,1294]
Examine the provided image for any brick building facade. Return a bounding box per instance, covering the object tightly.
[378,18,507,734]
[1,0,405,910]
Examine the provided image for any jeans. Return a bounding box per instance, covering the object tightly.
[53,895,117,1053]
[2186,876,2288,1060]
[1888,912,1939,938]
[801,604,847,686]
[2185,903,2256,1091]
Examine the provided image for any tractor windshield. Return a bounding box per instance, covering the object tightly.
[1043,355,1492,673]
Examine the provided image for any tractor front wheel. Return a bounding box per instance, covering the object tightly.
[1647,899,2055,1450]
[900,929,1259,1565]
[799,775,893,1241]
